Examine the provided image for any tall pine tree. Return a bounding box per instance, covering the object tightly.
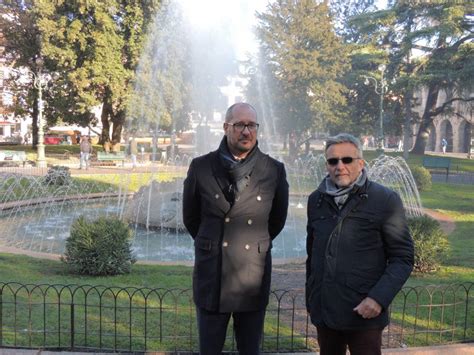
[252,0,349,154]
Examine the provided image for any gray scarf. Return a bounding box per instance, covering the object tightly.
[324,168,367,209]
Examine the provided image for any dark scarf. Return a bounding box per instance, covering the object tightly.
[218,136,259,204]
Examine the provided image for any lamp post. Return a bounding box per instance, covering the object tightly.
[23,56,52,168]
[362,64,387,154]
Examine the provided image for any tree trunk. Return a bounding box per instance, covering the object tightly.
[402,92,412,160]
[100,100,112,147]
[110,109,125,152]
[411,84,439,154]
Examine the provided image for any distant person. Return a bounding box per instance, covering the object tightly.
[441,138,448,154]
[24,133,30,145]
[397,139,403,152]
[363,137,369,150]
[183,102,289,354]
[129,137,138,169]
[79,136,92,170]
[369,136,375,148]
[306,133,414,355]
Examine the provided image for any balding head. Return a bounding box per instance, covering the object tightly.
[225,103,258,123]
[223,102,258,159]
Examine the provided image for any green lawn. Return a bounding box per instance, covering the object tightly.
[75,172,184,192]
[389,182,474,346]
[0,253,192,288]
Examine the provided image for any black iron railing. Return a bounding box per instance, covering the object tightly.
[0,282,472,353]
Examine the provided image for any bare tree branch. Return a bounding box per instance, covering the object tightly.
[429,97,474,118]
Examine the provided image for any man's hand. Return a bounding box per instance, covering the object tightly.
[353,297,382,319]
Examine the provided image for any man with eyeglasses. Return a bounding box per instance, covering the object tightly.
[183,102,289,354]
[305,133,414,355]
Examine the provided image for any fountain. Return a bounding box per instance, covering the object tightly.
[0,152,423,262]
[0,1,424,263]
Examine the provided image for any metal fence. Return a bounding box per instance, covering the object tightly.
[0,282,472,353]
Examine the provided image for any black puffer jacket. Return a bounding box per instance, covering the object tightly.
[306,178,414,330]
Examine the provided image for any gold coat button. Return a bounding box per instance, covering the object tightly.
[257,195,262,201]
[215,194,220,199]
[245,244,250,250]
[223,241,228,247]
[247,219,253,225]
[225,217,230,223]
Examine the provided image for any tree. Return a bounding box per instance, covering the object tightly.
[25,0,162,149]
[251,0,349,156]
[1,0,46,147]
[350,2,474,154]
[329,0,376,41]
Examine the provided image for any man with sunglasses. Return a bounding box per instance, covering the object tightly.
[305,133,413,355]
[183,102,289,354]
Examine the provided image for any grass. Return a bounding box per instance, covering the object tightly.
[75,172,184,192]
[0,253,192,288]
[0,175,116,203]
[416,182,474,272]
[0,172,185,203]
[387,182,474,346]
[0,254,308,352]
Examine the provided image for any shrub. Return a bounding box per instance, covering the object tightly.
[62,216,136,276]
[410,166,432,191]
[44,166,71,186]
[408,215,449,273]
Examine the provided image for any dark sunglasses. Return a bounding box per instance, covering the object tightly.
[326,157,361,166]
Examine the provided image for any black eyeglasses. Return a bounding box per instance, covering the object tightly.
[226,122,260,132]
[326,157,361,166]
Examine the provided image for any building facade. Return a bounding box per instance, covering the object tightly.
[412,88,473,154]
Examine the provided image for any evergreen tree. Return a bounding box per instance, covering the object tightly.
[253,0,349,156]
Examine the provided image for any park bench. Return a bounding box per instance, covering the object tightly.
[422,156,451,179]
[96,151,126,167]
[0,150,27,167]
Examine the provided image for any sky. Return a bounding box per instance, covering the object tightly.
[178,0,271,60]
[179,0,388,60]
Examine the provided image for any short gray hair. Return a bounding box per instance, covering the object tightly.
[325,133,363,158]
[225,102,257,122]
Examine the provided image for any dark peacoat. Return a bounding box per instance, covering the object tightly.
[183,148,289,313]
[306,178,414,330]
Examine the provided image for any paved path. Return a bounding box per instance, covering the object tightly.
[0,343,472,354]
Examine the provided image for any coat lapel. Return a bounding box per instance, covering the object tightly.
[229,151,267,214]
[210,151,232,214]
